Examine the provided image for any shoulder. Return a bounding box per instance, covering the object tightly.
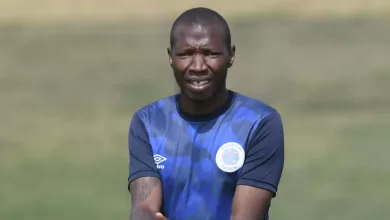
[132,95,177,120]
[130,95,178,133]
[232,91,282,121]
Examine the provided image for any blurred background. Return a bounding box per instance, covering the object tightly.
[1,1,390,219]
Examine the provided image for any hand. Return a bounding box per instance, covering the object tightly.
[155,212,168,220]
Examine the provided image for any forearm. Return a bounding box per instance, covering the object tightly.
[129,177,162,220]
[130,206,155,220]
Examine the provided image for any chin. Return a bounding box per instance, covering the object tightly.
[185,90,213,102]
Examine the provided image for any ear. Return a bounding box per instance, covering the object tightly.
[228,45,236,68]
[167,47,173,66]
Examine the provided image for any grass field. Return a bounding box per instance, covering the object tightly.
[1,0,390,22]
[1,14,390,220]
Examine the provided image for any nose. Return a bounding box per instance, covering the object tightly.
[189,54,207,73]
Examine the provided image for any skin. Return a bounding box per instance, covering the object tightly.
[130,22,274,220]
[230,185,274,220]
[168,23,235,116]
[129,177,162,220]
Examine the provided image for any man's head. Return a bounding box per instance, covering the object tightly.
[168,7,235,102]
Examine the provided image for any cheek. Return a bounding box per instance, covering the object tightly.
[206,58,229,73]
[172,60,191,73]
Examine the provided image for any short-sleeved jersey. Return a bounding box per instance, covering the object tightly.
[128,90,284,220]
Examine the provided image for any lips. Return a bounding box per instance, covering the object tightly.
[185,78,212,92]
[190,79,210,86]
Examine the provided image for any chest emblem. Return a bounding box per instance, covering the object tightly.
[215,142,245,173]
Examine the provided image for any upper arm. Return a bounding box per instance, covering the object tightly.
[232,111,285,219]
[128,113,162,211]
[231,185,273,220]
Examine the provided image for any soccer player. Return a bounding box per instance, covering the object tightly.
[128,7,284,220]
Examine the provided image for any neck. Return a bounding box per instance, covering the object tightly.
[179,88,230,116]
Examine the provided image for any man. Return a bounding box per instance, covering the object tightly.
[128,7,284,220]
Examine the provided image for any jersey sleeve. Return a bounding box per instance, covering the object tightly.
[128,113,160,190]
[237,111,284,197]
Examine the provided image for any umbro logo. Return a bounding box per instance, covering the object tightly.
[153,154,167,169]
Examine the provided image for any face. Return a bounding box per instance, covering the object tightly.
[168,24,235,102]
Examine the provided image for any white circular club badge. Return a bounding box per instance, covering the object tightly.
[216,142,245,173]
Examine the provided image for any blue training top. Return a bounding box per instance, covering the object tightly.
[128,90,284,220]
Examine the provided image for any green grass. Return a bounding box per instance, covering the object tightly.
[0,18,389,220]
[1,0,390,23]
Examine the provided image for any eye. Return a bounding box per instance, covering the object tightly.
[204,51,222,57]
[176,50,194,57]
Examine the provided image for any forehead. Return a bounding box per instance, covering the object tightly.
[172,23,226,48]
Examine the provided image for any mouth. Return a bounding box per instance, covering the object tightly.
[189,79,211,86]
[185,79,212,92]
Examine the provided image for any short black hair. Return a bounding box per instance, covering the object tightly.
[169,7,231,48]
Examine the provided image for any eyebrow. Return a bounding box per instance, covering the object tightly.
[179,43,222,50]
